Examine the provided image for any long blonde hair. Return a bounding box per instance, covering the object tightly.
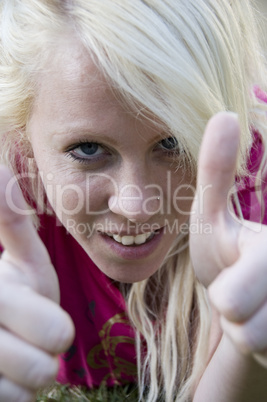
[1,1,267,400]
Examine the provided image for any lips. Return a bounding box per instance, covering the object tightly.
[101,227,164,260]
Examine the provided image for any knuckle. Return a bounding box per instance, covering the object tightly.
[46,311,75,353]
[26,354,58,388]
[237,327,260,354]
[222,285,249,322]
[223,296,243,321]
[0,377,35,402]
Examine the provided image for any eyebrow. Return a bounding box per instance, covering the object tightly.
[48,126,121,147]
[47,124,169,149]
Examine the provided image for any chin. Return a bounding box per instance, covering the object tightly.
[100,262,159,284]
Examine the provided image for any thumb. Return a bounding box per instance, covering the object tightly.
[0,165,59,302]
[190,112,240,287]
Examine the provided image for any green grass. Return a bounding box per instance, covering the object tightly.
[36,383,140,401]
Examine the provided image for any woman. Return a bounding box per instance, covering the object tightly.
[0,1,267,401]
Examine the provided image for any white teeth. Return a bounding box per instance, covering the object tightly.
[109,232,153,245]
[134,233,148,245]
[122,236,134,246]
[113,234,122,243]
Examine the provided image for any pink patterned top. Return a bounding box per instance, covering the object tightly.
[38,214,137,388]
[236,86,267,224]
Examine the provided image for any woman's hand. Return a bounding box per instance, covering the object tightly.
[0,165,75,401]
[190,112,267,368]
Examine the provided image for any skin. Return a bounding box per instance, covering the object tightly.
[191,114,267,401]
[0,38,266,401]
[28,37,193,283]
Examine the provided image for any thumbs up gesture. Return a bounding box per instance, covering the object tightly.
[190,112,267,368]
[0,166,74,401]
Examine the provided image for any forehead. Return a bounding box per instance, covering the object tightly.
[28,34,166,147]
[31,36,128,130]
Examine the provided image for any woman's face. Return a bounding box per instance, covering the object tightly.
[28,37,194,283]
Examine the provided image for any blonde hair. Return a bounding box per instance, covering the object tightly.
[1,1,267,400]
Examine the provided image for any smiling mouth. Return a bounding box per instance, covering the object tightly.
[106,231,157,246]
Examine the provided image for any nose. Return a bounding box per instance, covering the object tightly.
[108,168,162,223]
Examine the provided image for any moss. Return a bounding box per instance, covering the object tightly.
[36,383,140,402]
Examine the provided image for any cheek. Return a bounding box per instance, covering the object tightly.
[41,173,112,221]
[172,183,196,217]
[48,185,84,217]
[169,171,196,217]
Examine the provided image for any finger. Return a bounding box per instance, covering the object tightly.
[219,301,267,356]
[209,228,267,322]
[194,111,240,217]
[0,165,59,301]
[0,377,35,402]
[0,281,75,354]
[190,112,241,287]
[0,165,50,266]
[0,328,58,390]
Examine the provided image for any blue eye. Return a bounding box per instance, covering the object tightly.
[66,141,106,163]
[77,142,100,155]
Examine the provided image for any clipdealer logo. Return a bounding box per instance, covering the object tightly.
[65,218,213,239]
[5,171,211,216]
[3,170,264,233]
